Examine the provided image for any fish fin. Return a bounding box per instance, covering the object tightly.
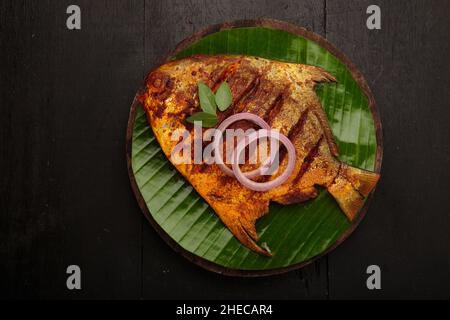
[240,217,259,242]
[234,220,272,257]
[302,66,339,156]
[341,165,381,197]
[305,65,337,84]
[217,212,272,257]
[328,165,380,220]
[310,101,340,157]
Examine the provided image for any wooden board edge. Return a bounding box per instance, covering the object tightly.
[126,18,383,277]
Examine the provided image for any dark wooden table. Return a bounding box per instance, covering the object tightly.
[1,0,449,299]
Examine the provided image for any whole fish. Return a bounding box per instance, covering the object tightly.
[141,55,380,256]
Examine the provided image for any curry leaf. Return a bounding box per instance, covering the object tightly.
[198,82,217,114]
[215,81,232,111]
[186,112,218,128]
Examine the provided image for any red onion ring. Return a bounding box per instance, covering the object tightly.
[212,113,271,178]
[232,129,296,192]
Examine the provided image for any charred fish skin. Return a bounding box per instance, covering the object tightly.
[142,55,380,256]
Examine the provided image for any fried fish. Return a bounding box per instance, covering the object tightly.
[141,55,380,256]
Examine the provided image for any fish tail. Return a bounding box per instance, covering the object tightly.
[233,218,272,257]
[327,165,380,221]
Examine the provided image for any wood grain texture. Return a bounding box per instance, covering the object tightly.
[0,0,144,299]
[0,0,449,299]
[325,0,450,299]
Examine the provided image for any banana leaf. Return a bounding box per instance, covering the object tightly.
[130,26,378,271]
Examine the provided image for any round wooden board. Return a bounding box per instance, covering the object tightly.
[126,19,383,277]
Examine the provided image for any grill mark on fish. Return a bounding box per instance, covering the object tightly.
[234,75,261,114]
[287,108,310,140]
[233,77,268,114]
[272,108,311,165]
[242,80,285,120]
[207,66,228,88]
[292,136,324,185]
[218,74,261,124]
[210,62,241,92]
[265,91,286,124]
[229,69,260,102]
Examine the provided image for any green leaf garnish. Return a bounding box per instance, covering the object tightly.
[198,81,217,114]
[215,81,232,111]
[186,112,218,128]
[191,81,232,128]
